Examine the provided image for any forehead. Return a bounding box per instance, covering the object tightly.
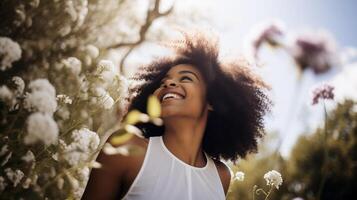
[166,64,202,77]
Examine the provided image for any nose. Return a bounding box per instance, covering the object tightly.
[163,79,178,88]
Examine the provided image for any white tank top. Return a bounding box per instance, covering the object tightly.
[122,136,226,200]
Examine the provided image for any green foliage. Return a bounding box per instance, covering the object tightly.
[286,100,357,200]
[228,100,357,200]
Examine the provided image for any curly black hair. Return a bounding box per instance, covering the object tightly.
[127,31,272,162]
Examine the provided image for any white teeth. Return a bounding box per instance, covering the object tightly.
[162,93,183,101]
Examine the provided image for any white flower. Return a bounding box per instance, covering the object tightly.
[86,45,99,59]
[12,76,25,96]
[98,60,115,72]
[63,151,83,166]
[24,91,57,114]
[0,37,22,71]
[72,128,100,151]
[93,86,106,97]
[0,85,14,105]
[21,150,35,163]
[65,0,78,21]
[56,107,70,120]
[28,79,56,97]
[65,172,79,189]
[56,94,73,104]
[0,176,7,192]
[24,112,59,146]
[76,167,90,182]
[75,0,89,28]
[101,93,114,109]
[62,57,82,75]
[264,170,283,189]
[63,128,100,165]
[74,186,85,199]
[0,144,8,156]
[52,152,59,161]
[101,71,116,87]
[5,168,24,187]
[25,79,57,114]
[97,60,117,88]
[234,171,245,181]
[14,5,26,26]
[22,178,31,189]
[93,87,114,109]
[59,25,72,37]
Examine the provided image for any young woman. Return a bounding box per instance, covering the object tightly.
[82,32,271,200]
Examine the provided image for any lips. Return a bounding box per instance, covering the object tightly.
[159,90,185,103]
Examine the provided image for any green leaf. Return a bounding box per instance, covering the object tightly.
[147,95,161,118]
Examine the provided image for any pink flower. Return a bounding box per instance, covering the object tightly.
[290,31,338,74]
[251,20,285,58]
[312,83,335,105]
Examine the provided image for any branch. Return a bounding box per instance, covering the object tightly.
[107,0,174,73]
[109,0,173,49]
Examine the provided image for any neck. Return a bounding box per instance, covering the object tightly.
[162,112,208,167]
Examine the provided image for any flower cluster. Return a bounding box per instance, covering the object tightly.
[234,171,245,182]
[250,20,285,58]
[24,79,57,114]
[263,170,283,189]
[24,112,59,146]
[0,59,127,199]
[233,169,283,200]
[0,0,178,199]
[0,37,22,71]
[311,83,335,105]
[250,20,338,76]
[61,128,100,166]
[290,31,338,74]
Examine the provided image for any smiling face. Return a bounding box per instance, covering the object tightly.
[153,64,209,120]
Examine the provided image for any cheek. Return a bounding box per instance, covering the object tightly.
[188,86,207,108]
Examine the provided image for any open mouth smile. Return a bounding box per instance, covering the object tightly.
[159,90,186,103]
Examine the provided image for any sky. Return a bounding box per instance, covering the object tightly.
[127,0,357,157]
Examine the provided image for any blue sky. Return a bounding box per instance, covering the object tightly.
[199,0,357,52]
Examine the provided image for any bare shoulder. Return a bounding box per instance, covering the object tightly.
[82,135,149,199]
[213,159,232,195]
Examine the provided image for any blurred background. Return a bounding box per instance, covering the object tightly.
[0,0,356,199]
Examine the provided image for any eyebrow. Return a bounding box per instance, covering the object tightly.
[163,70,200,81]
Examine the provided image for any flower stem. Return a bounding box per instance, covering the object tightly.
[317,100,329,200]
[264,186,274,200]
[253,185,258,200]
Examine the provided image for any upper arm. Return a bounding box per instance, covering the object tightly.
[215,160,232,195]
[82,150,126,200]
[82,135,148,200]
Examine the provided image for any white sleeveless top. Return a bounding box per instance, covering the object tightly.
[122,136,226,200]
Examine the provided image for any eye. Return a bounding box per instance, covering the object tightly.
[180,76,193,82]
